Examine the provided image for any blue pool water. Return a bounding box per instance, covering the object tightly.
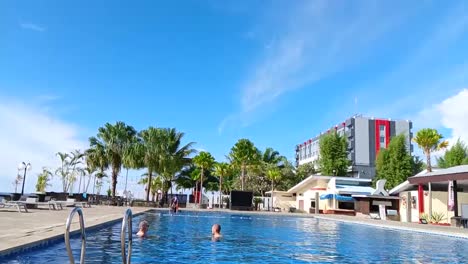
[2,210,468,263]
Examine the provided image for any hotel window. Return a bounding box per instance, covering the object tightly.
[379,125,386,148]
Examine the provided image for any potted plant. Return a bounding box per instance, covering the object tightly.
[419,213,429,224]
[253,197,263,211]
[35,168,53,202]
[430,212,450,226]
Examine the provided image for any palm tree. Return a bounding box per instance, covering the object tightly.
[413,128,449,172]
[36,167,53,193]
[139,173,163,202]
[86,143,109,195]
[89,122,137,197]
[228,139,260,190]
[137,127,163,202]
[70,150,85,193]
[214,162,230,209]
[155,128,195,206]
[267,167,282,210]
[193,151,215,207]
[56,152,71,192]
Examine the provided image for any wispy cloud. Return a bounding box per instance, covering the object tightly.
[0,96,86,193]
[20,22,46,32]
[219,1,420,133]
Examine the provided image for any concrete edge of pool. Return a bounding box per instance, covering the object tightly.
[0,207,151,258]
[1,207,467,259]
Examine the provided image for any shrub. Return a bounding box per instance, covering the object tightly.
[430,212,446,223]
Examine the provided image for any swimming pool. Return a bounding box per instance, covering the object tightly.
[2,210,468,263]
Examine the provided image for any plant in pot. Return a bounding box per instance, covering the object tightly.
[35,168,53,202]
[253,197,263,211]
[430,212,449,226]
[419,213,429,224]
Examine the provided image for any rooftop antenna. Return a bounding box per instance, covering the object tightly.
[354,96,358,117]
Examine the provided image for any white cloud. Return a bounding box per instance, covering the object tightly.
[20,22,46,32]
[436,89,468,144]
[0,97,86,194]
[413,89,468,159]
[219,1,421,132]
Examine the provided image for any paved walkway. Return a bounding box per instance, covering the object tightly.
[0,206,149,255]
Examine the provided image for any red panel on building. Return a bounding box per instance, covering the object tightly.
[375,119,391,155]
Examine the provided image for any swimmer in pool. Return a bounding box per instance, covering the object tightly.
[136,220,149,237]
[211,224,222,241]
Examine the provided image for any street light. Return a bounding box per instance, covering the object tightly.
[333,169,336,176]
[18,162,32,195]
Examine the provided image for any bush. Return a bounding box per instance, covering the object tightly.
[430,212,446,223]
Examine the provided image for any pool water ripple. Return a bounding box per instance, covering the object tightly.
[2,211,468,263]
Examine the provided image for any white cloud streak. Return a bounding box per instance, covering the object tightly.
[219,1,420,132]
[0,97,86,193]
[20,22,46,32]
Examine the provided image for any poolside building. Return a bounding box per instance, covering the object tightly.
[269,175,398,217]
[295,115,413,179]
[390,165,468,226]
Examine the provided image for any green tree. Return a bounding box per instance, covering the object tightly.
[437,139,468,168]
[413,128,448,172]
[267,167,282,209]
[296,163,316,181]
[214,162,230,208]
[89,121,137,197]
[36,167,53,193]
[374,134,413,189]
[318,131,349,176]
[86,143,109,195]
[155,128,195,206]
[137,127,166,201]
[193,151,215,207]
[411,156,425,175]
[228,139,260,190]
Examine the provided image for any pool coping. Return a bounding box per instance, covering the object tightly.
[0,208,151,258]
[312,215,468,240]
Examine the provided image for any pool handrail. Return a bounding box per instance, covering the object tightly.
[64,207,86,264]
[121,208,133,264]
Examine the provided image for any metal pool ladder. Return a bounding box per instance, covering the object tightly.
[121,208,133,264]
[64,207,86,264]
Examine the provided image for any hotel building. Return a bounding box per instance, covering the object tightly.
[295,115,413,179]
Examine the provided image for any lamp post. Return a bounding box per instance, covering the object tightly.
[18,162,32,195]
[333,169,336,176]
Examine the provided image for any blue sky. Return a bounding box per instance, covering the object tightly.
[1,1,468,196]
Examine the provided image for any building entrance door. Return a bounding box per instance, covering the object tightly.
[299,200,304,210]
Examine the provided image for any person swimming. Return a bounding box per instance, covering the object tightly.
[211,224,222,241]
[136,220,149,237]
[170,196,179,213]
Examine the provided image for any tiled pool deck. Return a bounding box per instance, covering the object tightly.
[0,206,150,256]
[1,206,467,257]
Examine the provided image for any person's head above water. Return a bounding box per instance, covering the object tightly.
[137,220,149,237]
[212,224,221,235]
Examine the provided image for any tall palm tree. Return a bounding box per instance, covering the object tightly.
[86,143,109,195]
[214,162,230,209]
[137,127,163,202]
[413,128,449,172]
[155,128,195,206]
[56,152,71,192]
[193,151,215,207]
[89,122,137,197]
[267,167,282,209]
[228,139,259,190]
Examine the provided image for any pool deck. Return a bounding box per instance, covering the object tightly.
[0,206,150,255]
[1,206,467,256]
